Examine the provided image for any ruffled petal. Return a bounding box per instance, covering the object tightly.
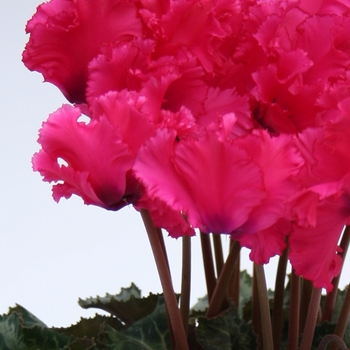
[289,196,347,291]
[134,128,266,233]
[23,0,142,103]
[33,105,135,209]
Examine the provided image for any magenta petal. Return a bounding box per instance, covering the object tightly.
[289,197,347,292]
[23,0,142,103]
[135,128,266,233]
[237,219,291,264]
[33,104,134,209]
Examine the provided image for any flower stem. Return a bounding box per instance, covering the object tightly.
[156,227,171,272]
[288,270,300,350]
[180,235,191,336]
[330,284,350,350]
[252,266,262,349]
[299,287,322,350]
[212,233,224,276]
[140,209,189,350]
[299,279,313,334]
[227,240,240,308]
[200,231,216,302]
[206,240,241,318]
[323,226,350,322]
[272,246,289,350]
[254,263,274,350]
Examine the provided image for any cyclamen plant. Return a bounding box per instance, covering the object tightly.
[10,0,349,349]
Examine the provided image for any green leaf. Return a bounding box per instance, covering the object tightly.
[0,305,72,350]
[195,304,258,350]
[192,295,208,313]
[57,315,124,339]
[78,284,159,326]
[61,336,97,350]
[0,309,27,350]
[104,297,171,350]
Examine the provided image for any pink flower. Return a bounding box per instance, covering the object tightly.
[86,39,156,105]
[25,0,350,292]
[134,128,264,234]
[289,191,349,291]
[134,117,302,238]
[33,104,136,210]
[23,0,142,103]
[139,0,241,72]
[289,118,350,290]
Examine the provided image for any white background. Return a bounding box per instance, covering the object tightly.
[1,0,348,327]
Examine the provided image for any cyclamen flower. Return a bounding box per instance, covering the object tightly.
[33,91,155,210]
[134,115,303,236]
[26,0,350,292]
[23,0,142,103]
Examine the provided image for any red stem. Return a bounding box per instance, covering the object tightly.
[299,287,322,350]
[272,247,289,350]
[206,240,241,318]
[212,233,224,276]
[180,235,191,336]
[200,231,216,302]
[330,284,350,350]
[288,270,300,350]
[140,210,189,350]
[227,240,240,308]
[254,264,274,350]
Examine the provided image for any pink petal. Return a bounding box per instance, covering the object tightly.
[91,91,155,153]
[289,196,347,291]
[23,0,142,103]
[135,193,195,238]
[134,128,266,233]
[237,219,291,264]
[87,39,155,104]
[33,105,135,209]
[234,131,303,234]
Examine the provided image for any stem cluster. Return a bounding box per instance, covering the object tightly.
[141,211,350,350]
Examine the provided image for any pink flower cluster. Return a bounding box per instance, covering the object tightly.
[24,0,350,291]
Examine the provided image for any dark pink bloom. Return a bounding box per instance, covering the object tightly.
[26,0,350,292]
[140,50,208,120]
[289,190,349,291]
[139,0,241,72]
[134,118,302,237]
[237,219,291,265]
[33,104,135,210]
[290,118,350,290]
[90,90,155,153]
[23,0,142,103]
[86,39,156,105]
[134,127,265,234]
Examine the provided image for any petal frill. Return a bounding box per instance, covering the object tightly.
[23,0,142,103]
[90,91,155,153]
[86,39,155,104]
[141,0,227,71]
[201,88,253,136]
[299,0,350,16]
[289,195,348,291]
[135,193,195,238]
[236,219,291,264]
[140,52,208,121]
[233,131,303,235]
[33,105,135,209]
[134,128,266,234]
